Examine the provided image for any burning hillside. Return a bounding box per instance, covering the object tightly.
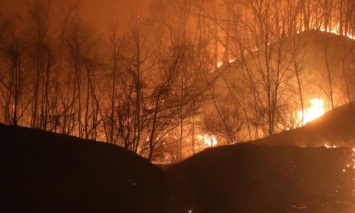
[255,101,355,147]
[1,0,355,162]
[202,30,355,147]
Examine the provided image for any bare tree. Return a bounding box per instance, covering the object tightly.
[0,16,30,126]
[125,15,149,152]
[26,0,54,129]
[320,36,335,109]
[102,20,126,144]
[65,17,98,138]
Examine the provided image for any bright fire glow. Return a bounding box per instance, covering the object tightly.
[298,98,325,125]
[319,25,355,40]
[197,134,217,147]
[216,58,236,68]
[297,24,355,41]
[324,144,337,149]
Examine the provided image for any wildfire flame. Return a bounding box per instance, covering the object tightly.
[298,24,355,41]
[216,58,236,68]
[197,134,217,147]
[297,98,325,125]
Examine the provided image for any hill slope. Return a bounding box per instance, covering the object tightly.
[166,143,355,213]
[256,102,355,147]
[0,123,167,213]
[198,30,355,143]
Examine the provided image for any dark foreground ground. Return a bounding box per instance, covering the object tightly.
[0,124,167,213]
[166,144,355,212]
[1,123,354,212]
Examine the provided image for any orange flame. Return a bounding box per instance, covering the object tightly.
[297,98,325,125]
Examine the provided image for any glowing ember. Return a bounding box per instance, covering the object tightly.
[197,134,217,147]
[216,58,236,68]
[324,144,337,149]
[297,98,325,125]
[229,58,236,63]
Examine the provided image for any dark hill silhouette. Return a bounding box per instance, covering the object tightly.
[163,100,355,212]
[1,123,355,213]
[255,102,355,147]
[0,123,167,213]
[166,143,355,213]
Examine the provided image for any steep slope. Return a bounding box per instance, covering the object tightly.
[198,30,355,143]
[0,123,167,213]
[166,143,355,213]
[208,30,355,99]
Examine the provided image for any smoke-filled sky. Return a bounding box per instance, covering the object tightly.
[81,0,151,29]
[2,0,152,31]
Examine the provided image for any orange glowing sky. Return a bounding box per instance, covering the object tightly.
[1,0,151,31]
[81,0,151,29]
